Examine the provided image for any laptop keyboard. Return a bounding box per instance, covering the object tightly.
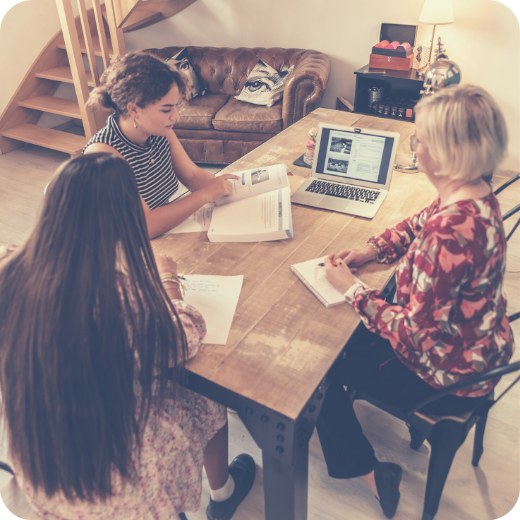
[305,180,380,204]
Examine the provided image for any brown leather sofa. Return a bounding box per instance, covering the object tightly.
[145,46,331,164]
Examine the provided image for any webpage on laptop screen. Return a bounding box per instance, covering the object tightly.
[316,129,393,185]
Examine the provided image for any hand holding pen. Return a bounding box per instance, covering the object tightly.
[321,254,357,294]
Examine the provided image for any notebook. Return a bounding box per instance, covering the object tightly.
[291,256,362,308]
[291,123,400,218]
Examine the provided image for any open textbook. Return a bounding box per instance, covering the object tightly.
[291,256,363,308]
[167,164,293,242]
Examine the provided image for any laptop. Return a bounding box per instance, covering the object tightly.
[292,123,400,218]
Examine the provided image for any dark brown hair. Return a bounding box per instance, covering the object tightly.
[88,51,186,117]
[0,153,187,500]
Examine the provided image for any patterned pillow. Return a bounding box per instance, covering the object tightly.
[166,48,204,100]
[235,59,294,107]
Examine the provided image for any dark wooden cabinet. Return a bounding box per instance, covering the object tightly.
[353,65,424,121]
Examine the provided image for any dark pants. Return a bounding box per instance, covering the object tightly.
[316,325,489,479]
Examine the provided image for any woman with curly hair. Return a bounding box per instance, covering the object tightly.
[0,154,255,520]
[85,52,238,238]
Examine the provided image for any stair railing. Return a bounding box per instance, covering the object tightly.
[55,0,126,139]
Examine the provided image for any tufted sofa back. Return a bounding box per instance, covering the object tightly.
[145,46,317,97]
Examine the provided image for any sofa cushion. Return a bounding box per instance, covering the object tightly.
[174,95,230,130]
[166,48,205,100]
[213,97,283,134]
[235,59,293,107]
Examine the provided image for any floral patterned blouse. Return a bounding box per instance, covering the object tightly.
[345,192,514,397]
[0,247,228,520]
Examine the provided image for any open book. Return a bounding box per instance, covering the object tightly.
[208,164,293,242]
[291,256,362,308]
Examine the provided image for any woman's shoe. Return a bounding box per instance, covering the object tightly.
[374,462,402,519]
[206,454,256,520]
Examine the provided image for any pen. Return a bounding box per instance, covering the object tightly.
[318,262,339,267]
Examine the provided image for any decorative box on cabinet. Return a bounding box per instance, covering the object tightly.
[353,65,424,121]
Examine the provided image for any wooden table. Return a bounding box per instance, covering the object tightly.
[153,108,438,520]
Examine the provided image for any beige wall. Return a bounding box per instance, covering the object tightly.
[1,0,519,170]
[125,0,520,171]
[1,0,61,117]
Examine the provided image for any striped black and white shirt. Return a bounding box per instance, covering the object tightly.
[83,115,179,209]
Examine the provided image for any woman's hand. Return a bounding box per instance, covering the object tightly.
[324,255,357,294]
[155,253,178,278]
[200,174,240,203]
[331,245,377,270]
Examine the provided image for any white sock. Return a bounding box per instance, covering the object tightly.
[210,474,235,502]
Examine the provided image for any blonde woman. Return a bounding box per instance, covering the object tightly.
[316,84,514,518]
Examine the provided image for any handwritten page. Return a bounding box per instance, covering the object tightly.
[182,274,243,344]
[166,203,215,234]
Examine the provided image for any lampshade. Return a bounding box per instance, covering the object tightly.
[419,0,454,25]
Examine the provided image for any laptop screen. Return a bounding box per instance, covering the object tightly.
[314,128,395,186]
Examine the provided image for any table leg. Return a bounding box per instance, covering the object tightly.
[182,372,328,520]
[237,384,328,520]
[262,436,309,520]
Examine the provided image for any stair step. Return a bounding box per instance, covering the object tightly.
[36,66,96,87]
[19,96,82,118]
[122,8,162,31]
[57,33,114,58]
[1,124,87,155]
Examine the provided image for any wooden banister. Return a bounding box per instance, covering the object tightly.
[92,0,112,69]
[55,0,97,139]
[77,0,100,86]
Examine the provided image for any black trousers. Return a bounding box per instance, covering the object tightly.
[316,325,489,479]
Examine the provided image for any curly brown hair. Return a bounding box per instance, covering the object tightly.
[87,51,186,117]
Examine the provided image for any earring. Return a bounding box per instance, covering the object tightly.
[133,119,138,129]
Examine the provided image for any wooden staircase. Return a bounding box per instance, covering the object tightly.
[0,0,197,157]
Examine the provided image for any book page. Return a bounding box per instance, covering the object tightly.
[214,164,290,206]
[182,274,243,345]
[166,203,215,234]
[208,187,292,241]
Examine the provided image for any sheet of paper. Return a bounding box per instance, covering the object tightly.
[166,203,215,234]
[182,274,243,344]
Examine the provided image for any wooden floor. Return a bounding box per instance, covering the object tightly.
[0,144,519,520]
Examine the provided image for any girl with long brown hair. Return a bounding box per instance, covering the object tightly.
[84,52,239,238]
[0,153,254,520]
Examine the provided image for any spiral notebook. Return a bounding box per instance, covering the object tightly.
[291,256,361,308]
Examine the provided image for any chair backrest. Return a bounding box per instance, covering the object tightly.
[405,360,520,416]
[494,172,520,241]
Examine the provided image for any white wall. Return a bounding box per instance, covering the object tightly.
[1,0,519,170]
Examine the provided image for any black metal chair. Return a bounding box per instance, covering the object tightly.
[494,171,520,241]
[348,359,520,520]
[346,172,520,520]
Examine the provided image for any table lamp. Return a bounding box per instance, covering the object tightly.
[417,0,454,76]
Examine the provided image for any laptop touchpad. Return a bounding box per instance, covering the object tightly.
[320,196,352,212]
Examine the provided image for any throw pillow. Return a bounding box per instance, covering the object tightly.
[235,59,294,107]
[166,48,204,100]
